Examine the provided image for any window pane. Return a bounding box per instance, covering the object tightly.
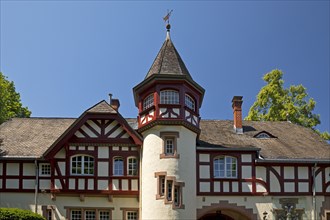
[165,139,174,155]
[128,157,137,176]
[160,90,179,104]
[114,158,124,176]
[167,181,173,201]
[99,211,110,220]
[85,210,96,220]
[185,94,195,111]
[127,211,138,220]
[143,93,154,110]
[71,210,82,220]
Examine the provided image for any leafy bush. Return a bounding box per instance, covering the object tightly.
[0,208,45,220]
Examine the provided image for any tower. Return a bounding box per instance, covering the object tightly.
[133,23,205,219]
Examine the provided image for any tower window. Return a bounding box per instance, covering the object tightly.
[160,132,180,159]
[143,93,154,110]
[213,156,237,178]
[160,90,179,104]
[185,94,195,111]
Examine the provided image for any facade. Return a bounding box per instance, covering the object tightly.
[0,26,330,220]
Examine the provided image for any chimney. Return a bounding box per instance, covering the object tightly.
[109,93,120,111]
[232,96,243,134]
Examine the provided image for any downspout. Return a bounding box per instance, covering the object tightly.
[312,163,317,220]
[34,159,39,213]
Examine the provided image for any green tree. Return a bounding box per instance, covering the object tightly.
[0,72,31,124]
[245,69,329,140]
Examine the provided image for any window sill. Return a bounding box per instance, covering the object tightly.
[160,153,180,159]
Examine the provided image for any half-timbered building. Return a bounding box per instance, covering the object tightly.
[0,24,329,220]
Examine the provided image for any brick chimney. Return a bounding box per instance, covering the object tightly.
[232,96,243,134]
[109,93,120,111]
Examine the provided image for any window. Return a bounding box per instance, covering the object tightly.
[174,185,181,207]
[113,157,124,176]
[85,210,96,220]
[99,211,111,220]
[165,138,174,155]
[213,156,237,178]
[70,210,82,220]
[160,90,179,104]
[127,157,138,176]
[185,94,195,111]
[126,211,138,220]
[160,132,179,159]
[71,155,94,175]
[167,180,173,202]
[40,164,51,176]
[46,210,52,220]
[160,176,165,196]
[143,93,154,110]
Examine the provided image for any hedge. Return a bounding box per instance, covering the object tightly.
[0,208,45,220]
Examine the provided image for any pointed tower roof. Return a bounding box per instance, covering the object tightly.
[145,26,192,80]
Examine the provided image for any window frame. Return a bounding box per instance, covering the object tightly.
[65,207,113,220]
[71,155,94,176]
[121,208,139,220]
[213,156,238,179]
[127,157,138,176]
[143,93,154,110]
[184,94,195,111]
[160,131,180,159]
[160,90,179,105]
[39,163,51,176]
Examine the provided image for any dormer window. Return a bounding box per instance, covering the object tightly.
[185,94,195,111]
[160,90,179,104]
[143,93,154,110]
[254,131,276,139]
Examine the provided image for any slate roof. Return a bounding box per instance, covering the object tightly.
[87,100,117,114]
[0,118,75,157]
[1,117,329,160]
[199,120,330,160]
[145,35,192,79]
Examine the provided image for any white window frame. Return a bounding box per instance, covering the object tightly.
[71,155,94,175]
[185,94,195,111]
[213,156,237,178]
[39,163,51,176]
[127,157,138,176]
[70,210,82,220]
[160,90,179,104]
[113,157,124,176]
[143,93,154,110]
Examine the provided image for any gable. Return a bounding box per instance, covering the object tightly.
[44,101,142,159]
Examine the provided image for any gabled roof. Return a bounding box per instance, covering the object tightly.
[86,100,117,114]
[145,34,192,79]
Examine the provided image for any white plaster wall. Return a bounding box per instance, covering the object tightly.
[269,171,281,192]
[298,167,309,179]
[242,166,252,178]
[23,163,35,176]
[0,193,138,220]
[199,165,210,179]
[284,166,294,179]
[98,162,109,176]
[241,154,252,163]
[256,166,267,181]
[55,148,66,159]
[199,154,210,162]
[141,125,197,219]
[23,179,35,189]
[6,179,19,189]
[58,162,65,176]
[40,179,51,190]
[98,147,109,158]
[6,163,19,175]
[315,170,323,192]
[0,163,3,175]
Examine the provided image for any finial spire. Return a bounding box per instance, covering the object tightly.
[163,10,173,39]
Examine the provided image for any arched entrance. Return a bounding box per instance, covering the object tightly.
[197,200,257,220]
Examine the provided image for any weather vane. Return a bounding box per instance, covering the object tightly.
[163,9,173,25]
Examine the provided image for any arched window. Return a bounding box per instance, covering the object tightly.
[113,157,124,176]
[213,156,237,178]
[127,157,138,176]
[160,90,179,104]
[185,94,195,111]
[143,93,154,110]
[71,155,94,175]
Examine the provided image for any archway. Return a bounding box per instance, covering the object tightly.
[197,200,257,220]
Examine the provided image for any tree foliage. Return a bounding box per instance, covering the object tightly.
[0,208,45,220]
[245,69,329,140]
[0,72,31,124]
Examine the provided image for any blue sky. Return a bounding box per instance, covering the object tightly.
[1,1,329,133]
